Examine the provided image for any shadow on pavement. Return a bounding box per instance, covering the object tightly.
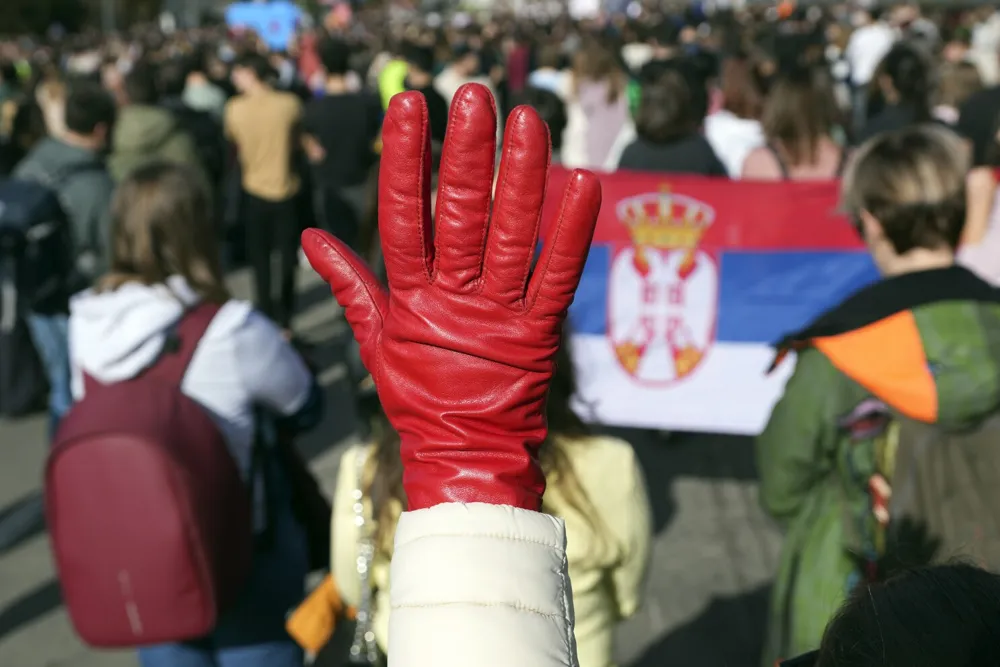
[596,427,758,535]
[294,322,362,463]
[312,616,364,667]
[627,584,770,667]
[294,281,339,324]
[0,579,62,642]
[0,491,46,556]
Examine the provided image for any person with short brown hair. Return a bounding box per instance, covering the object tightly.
[14,82,117,435]
[225,53,307,329]
[758,124,1000,665]
[617,62,727,176]
[841,124,968,261]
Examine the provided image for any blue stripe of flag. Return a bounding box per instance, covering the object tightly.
[566,246,878,344]
[717,251,878,343]
[568,245,611,335]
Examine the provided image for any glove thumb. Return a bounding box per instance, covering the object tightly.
[301,229,388,369]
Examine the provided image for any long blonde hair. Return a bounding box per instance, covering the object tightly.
[762,67,838,168]
[572,42,626,105]
[98,163,229,303]
[35,76,67,139]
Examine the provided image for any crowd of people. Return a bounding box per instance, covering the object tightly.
[3,2,1000,667]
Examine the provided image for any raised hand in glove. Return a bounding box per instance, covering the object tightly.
[302,83,601,512]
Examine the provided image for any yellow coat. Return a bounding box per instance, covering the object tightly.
[331,435,653,667]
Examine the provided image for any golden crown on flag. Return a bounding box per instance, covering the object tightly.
[616,187,714,250]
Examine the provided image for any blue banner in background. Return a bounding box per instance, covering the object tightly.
[225,1,302,51]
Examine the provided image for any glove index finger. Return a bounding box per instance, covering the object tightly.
[302,228,388,357]
[527,170,602,319]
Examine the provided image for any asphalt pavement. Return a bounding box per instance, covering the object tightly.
[0,266,783,667]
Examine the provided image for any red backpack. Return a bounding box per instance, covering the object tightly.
[45,302,254,647]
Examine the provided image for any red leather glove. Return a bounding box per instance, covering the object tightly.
[302,84,601,511]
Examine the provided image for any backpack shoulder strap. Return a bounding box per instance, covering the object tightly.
[144,301,223,386]
[81,301,222,395]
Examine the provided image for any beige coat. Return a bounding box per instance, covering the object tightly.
[332,435,652,667]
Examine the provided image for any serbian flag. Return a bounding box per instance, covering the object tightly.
[543,168,879,435]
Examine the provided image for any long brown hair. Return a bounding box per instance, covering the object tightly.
[572,42,625,105]
[936,61,982,110]
[364,333,606,558]
[98,162,229,303]
[720,55,764,121]
[762,66,838,168]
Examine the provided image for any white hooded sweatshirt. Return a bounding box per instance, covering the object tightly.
[70,278,580,667]
[68,275,312,477]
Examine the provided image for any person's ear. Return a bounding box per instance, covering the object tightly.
[859,209,884,245]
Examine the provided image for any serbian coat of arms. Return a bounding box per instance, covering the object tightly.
[608,189,718,385]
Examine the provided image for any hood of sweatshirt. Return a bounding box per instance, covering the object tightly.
[69,276,200,385]
[774,266,1000,432]
[14,137,105,182]
[111,105,182,155]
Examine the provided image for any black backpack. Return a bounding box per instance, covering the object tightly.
[170,105,226,187]
[0,301,46,418]
[0,178,75,315]
[0,179,75,417]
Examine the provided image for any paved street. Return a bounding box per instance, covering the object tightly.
[0,266,783,667]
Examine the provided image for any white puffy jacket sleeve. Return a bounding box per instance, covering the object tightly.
[388,503,578,667]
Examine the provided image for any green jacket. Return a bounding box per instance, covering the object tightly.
[756,265,1000,665]
[108,105,203,183]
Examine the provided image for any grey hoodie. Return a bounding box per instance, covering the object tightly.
[14,137,115,283]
